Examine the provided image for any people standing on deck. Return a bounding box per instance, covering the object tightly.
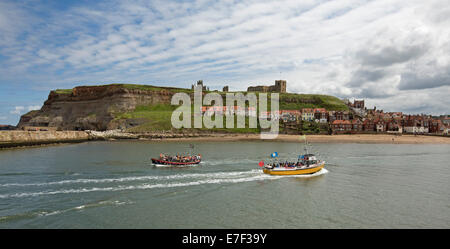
[158,153,201,163]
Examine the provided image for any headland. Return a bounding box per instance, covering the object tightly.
[2,81,448,148]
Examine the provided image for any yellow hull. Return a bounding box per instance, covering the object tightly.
[263,163,324,175]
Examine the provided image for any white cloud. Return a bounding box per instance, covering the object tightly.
[10,106,25,115]
[28,105,41,111]
[8,105,40,116]
[0,0,449,115]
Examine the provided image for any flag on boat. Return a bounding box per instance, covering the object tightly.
[271,152,278,158]
[258,161,264,167]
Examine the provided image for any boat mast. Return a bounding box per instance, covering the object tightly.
[304,135,308,155]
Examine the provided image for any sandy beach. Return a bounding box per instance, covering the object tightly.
[161,133,450,144]
[2,131,449,148]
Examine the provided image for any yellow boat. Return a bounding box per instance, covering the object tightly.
[263,160,325,175]
[262,135,326,176]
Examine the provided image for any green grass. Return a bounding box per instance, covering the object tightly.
[116,103,263,133]
[53,84,193,96]
[221,92,349,111]
[114,104,177,132]
[279,93,348,111]
[54,89,73,94]
[113,91,349,132]
[119,84,193,93]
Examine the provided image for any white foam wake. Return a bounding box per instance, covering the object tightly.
[0,200,133,222]
[0,169,262,188]
[0,174,270,198]
[0,168,328,199]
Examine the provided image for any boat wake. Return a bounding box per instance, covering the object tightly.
[0,199,133,223]
[0,168,328,199]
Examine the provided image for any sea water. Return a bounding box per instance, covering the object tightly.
[0,141,449,228]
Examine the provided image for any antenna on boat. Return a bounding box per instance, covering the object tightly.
[299,134,308,156]
[189,143,195,155]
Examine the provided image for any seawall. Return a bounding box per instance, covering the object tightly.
[0,131,90,148]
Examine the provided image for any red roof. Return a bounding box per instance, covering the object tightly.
[280,110,301,115]
[313,108,327,113]
[332,120,351,125]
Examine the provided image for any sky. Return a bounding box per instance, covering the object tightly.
[0,0,449,125]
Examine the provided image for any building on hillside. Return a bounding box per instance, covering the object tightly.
[201,106,256,117]
[353,100,365,109]
[247,80,287,93]
[388,112,403,118]
[429,119,443,134]
[191,80,209,91]
[345,99,364,109]
[363,119,375,132]
[352,119,364,132]
[260,111,280,120]
[331,120,352,134]
[374,118,386,132]
[333,111,350,121]
[301,108,314,121]
[328,111,336,123]
[280,110,301,122]
[443,124,449,135]
[439,115,450,126]
[403,115,429,134]
[313,108,328,123]
[387,120,402,133]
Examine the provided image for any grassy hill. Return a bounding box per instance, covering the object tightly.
[23,83,348,132]
[111,88,348,133]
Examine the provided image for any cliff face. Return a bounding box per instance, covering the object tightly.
[17,84,177,131]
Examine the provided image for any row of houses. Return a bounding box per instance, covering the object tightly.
[198,104,449,135]
[331,119,400,133]
[200,106,257,117]
[332,108,449,135]
[261,108,351,124]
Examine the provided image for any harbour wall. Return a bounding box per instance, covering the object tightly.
[0,131,90,148]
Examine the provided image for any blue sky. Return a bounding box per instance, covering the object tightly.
[0,0,449,125]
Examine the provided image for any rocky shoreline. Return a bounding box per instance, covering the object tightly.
[85,129,221,140]
[0,130,225,148]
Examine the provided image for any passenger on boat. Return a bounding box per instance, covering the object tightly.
[159,153,201,163]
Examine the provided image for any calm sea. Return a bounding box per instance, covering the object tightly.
[0,141,449,228]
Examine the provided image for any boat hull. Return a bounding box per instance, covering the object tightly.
[151,158,201,166]
[263,162,325,175]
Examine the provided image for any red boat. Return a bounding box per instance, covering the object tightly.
[151,158,201,166]
[151,153,202,166]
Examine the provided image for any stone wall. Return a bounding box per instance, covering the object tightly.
[0,131,90,148]
[247,80,286,93]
